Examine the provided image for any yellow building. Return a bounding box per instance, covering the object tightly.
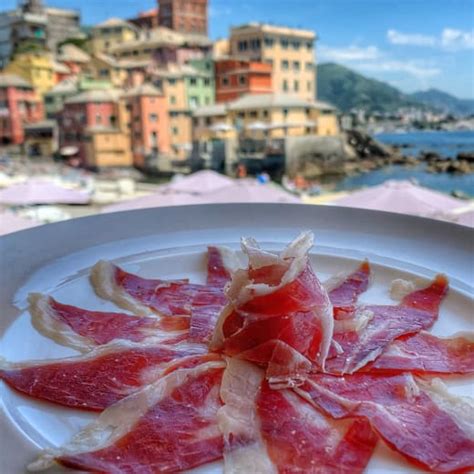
[5,52,55,95]
[90,18,140,55]
[193,93,339,141]
[229,23,316,101]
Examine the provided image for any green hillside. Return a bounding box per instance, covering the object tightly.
[409,89,474,116]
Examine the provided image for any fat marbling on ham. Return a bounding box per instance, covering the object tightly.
[29,358,226,473]
[211,232,334,388]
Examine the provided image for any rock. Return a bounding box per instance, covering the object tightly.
[456,152,474,163]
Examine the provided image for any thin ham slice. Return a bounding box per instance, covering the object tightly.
[326,274,449,374]
[296,372,474,472]
[217,358,277,473]
[327,260,371,318]
[28,294,189,352]
[211,232,333,388]
[258,384,377,474]
[363,331,474,375]
[0,341,206,411]
[29,358,225,473]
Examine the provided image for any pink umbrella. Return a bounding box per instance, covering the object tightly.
[161,170,235,195]
[455,210,474,227]
[0,211,39,235]
[102,192,206,213]
[330,180,463,218]
[0,179,90,205]
[200,180,301,204]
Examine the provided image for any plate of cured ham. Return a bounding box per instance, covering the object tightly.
[0,203,473,473]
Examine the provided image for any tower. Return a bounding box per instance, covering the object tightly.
[158,0,208,36]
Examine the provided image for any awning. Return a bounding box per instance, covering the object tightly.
[60,146,79,157]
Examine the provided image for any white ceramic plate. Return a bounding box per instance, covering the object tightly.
[0,204,473,474]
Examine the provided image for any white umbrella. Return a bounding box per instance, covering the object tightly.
[0,211,39,235]
[330,180,463,218]
[162,170,235,194]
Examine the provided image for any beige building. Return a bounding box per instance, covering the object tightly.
[90,18,141,55]
[193,93,339,141]
[229,23,316,101]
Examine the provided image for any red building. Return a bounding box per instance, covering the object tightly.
[158,0,208,35]
[129,8,159,30]
[215,58,273,103]
[60,89,121,164]
[0,74,43,145]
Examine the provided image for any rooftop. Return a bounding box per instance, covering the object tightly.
[45,76,79,96]
[231,23,316,39]
[65,88,122,104]
[52,60,70,74]
[123,83,162,97]
[57,44,91,64]
[93,17,138,31]
[0,74,33,89]
[228,93,335,111]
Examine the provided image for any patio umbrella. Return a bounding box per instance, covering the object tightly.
[201,179,301,204]
[162,170,235,195]
[102,192,206,213]
[455,209,474,227]
[0,178,90,205]
[329,180,463,218]
[0,211,39,235]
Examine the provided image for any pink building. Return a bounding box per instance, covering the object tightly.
[59,89,121,164]
[124,83,171,168]
[0,74,43,145]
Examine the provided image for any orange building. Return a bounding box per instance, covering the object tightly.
[0,74,43,145]
[124,83,171,168]
[215,58,272,103]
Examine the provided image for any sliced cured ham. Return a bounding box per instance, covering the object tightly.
[0,341,206,411]
[211,232,333,387]
[258,385,377,473]
[297,372,474,472]
[363,331,474,375]
[28,294,189,352]
[218,358,277,473]
[29,359,225,473]
[207,245,240,287]
[326,274,449,374]
[327,260,371,317]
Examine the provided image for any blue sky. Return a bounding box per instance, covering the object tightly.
[4,0,474,98]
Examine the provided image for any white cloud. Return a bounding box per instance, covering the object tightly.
[318,45,380,62]
[387,29,436,47]
[441,28,474,50]
[386,28,474,50]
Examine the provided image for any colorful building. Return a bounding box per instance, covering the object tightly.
[90,18,140,55]
[215,58,272,103]
[0,74,43,145]
[57,44,91,75]
[4,51,55,96]
[192,93,339,142]
[123,83,171,168]
[24,119,58,157]
[59,88,124,166]
[109,27,211,65]
[229,23,316,101]
[158,0,208,35]
[151,63,214,157]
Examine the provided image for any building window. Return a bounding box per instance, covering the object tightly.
[110,115,117,126]
[264,36,274,47]
[305,108,311,116]
[306,62,313,71]
[172,127,179,135]
[170,96,176,105]
[282,79,288,91]
[221,77,229,86]
[190,77,197,86]
[238,40,248,51]
[281,60,289,70]
[307,81,312,92]
[250,38,261,49]
[151,131,157,147]
[99,69,109,78]
[250,110,258,118]
[239,75,246,85]
[294,80,299,92]
[150,113,158,122]
[266,59,274,67]
[283,108,289,118]
[204,78,210,86]
[96,114,102,124]
[293,61,300,71]
[190,96,199,108]
[280,38,289,49]
[205,117,212,126]
[263,110,269,118]
[170,111,179,117]
[168,78,176,85]
[291,40,301,50]
[306,41,313,50]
